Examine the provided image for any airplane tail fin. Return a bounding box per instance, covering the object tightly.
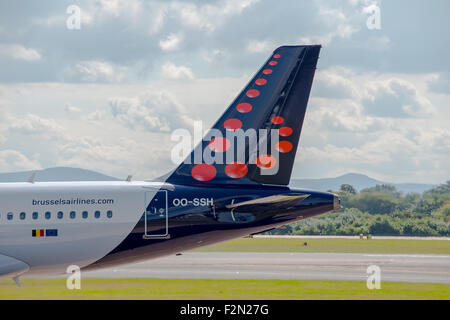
[166,45,321,186]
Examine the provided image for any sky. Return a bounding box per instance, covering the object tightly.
[0,0,449,184]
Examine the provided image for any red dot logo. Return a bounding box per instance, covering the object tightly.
[276,141,293,153]
[209,137,231,152]
[224,118,242,131]
[271,116,284,124]
[191,164,216,181]
[236,103,252,113]
[279,126,293,137]
[255,78,267,86]
[273,54,281,58]
[225,162,248,179]
[246,89,260,98]
[256,155,277,169]
[269,61,278,66]
[262,69,273,75]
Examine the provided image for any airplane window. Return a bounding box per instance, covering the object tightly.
[7,212,13,220]
[82,211,88,219]
[20,212,26,220]
[70,211,76,219]
[95,210,100,219]
[107,210,113,218]
[57,211,63,219]
[32,212,38,220]
[45,211,51,219]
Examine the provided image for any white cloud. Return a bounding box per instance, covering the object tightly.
[246,40,274,54]
[314,68,360,99]
[96,0,142,17]
[109,89,195,133]
[309,99,381,133]
[64,103,82,114]
[161,62,194,80]
[203,49,229,65]
[364,35,391,51]
[149,6,167,35]
[56,135,173,179]
[59,136,129,167]
[159,33,183,51]
[294,67,446,183]
[84,110,107,122]
[74,61,126,82]
[312,69,436,119]
[0,104,9,142]
[9,114,66,138]
[0,44,41,61]
[296,122,450,183]
[170,0,260,33]
[363,78,435,118]
[0,68,448,183]
[34,0,141,28]
[426,73,450,95]
[33,15,66,27]
[300,143,386,167]
[349,0,378,6]
[0,149,41,172]
[299,1,360,46]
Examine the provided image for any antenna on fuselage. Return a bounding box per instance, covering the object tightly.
[125,175,132,182]
[27,172,36,184]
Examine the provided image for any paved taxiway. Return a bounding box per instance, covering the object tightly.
[84,252,450,284]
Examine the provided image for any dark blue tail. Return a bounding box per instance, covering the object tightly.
[166,45,321,186]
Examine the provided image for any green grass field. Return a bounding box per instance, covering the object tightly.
[1,238,448,300]
[194,237,450,254]
[0,278,449,300]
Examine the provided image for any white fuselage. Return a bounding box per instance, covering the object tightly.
[0,181,161,276]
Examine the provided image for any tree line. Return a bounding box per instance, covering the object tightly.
[269,181,450,236]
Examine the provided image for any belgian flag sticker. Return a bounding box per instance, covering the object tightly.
[32,229,45,237]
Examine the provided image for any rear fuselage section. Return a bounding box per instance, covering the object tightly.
[0,181,335,275]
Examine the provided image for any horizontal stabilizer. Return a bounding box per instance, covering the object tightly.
[225,193,310,213]
[0,253,29,278]
[226,194,310,209]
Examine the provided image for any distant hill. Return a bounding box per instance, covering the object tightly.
[290,173,435,194]
[0,167,119,182]
[0,168,436,194]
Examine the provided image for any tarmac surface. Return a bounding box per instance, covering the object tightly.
[84,252,450,284]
